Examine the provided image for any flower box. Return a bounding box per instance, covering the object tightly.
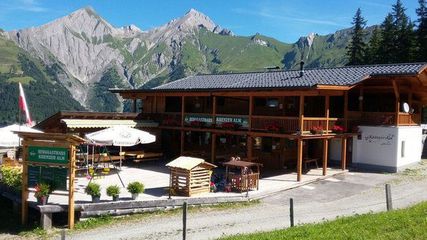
[265,122,281,132]
[332,125,345,134]
[310,126,323,135]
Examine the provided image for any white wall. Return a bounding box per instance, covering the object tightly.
[396,126,422,167]
[352,126,422,172]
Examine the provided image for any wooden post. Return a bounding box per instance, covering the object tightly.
[249,96,253,130]
[181,96,185,127]
[180,131,185,155]
[211,133,216,163]
[299,96,305,134]
[68,145,76,229]
[344,92,348,131]
[183,201,188,240]
[325,96,330,133]
[289,198,294,227]
[392,80,400,126]
[247,136,253,160]
[341,137,347,170]
[359,87,364,112]
[212,96,217,122]
[323,139,328,176]
[181,96,185,155]
[385,184,393,211]
[132,99,137,113]
[297,139,303,181]
[21,143,29,225]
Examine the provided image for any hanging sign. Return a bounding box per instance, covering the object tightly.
[216,116,249,128]
[28,146,69,164]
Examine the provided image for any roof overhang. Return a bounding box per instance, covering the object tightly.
[60,119,159,129]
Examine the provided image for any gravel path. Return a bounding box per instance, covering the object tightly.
[63,163,427,240]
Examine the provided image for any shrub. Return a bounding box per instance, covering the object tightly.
[0,166,22,191]
[127,181,144,194]
[106,185,120,197]
[85,182,101,197]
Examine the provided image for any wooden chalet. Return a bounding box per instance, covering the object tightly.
[105,62,427,181]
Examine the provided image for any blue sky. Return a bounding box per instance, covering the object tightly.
[0,0,420,43]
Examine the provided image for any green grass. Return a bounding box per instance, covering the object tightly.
[73,200,260,231]
[221,201,427,240]
[6,76,34,84]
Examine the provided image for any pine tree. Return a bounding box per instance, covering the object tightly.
[346,8,367,65]
[391,0,415,62]
[365,27,382,64]
[416,0,427,61]
[379,14,396,63]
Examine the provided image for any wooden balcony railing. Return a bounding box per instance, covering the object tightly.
[251,116,299,133]
[146,111,420,134]
[398,113,420,125]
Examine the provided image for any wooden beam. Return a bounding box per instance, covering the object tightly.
[181,96,185,127]
[325,96,330,133]
[21,144,29,225]
[212,96,217,125]
[323,139,328,176]
[249,96,253,130]
[344,92,349,131]
[211,133,216,163]
[341,137,347,170]
[297,139,303,181]
[299,96,304,133]
[247,136,253,160]
[393,80,400,126]
[180,131,185,155]
[392,80,400,99]
[359,87,364,112]
[68,145,76,229]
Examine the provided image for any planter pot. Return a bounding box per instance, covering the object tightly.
[310,130,323,135]
[37,196,49,205]
[91,196,100,203]
[131,193,139,200]
[112,195,119,201]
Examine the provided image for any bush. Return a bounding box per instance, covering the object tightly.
[0,166,22,191]
[85,183,101,197]
[127,181,144,194]
[106,185,120,197]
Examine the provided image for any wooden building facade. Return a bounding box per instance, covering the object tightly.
[109,63,427,181]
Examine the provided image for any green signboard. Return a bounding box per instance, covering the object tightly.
[184,114,213,126]
[216,116,249,128]
[28,146,69,164]
[28,166,68,190]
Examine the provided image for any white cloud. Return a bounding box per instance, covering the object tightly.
[0,0,48,13]
[232,7,347,27]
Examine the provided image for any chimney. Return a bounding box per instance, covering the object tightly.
[299,60,305,77]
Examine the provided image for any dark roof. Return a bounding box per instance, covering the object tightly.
[154,63,426,91]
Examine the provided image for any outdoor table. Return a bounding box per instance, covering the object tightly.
[223,160,262,192]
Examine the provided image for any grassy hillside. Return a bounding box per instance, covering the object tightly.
[0,35,84,125]
[222,201,427,240]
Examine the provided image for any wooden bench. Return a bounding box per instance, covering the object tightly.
[304,158,319,169]
[125,151,163,162]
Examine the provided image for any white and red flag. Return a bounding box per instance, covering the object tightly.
[18,82,32,126]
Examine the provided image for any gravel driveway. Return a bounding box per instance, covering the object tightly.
[60,161,427,240]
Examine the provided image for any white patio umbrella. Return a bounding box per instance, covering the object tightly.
[85,126,156,146]
[85,126,156,168]
[0,124,43,147]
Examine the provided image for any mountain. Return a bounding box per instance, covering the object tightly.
[0,33,84,125]
[0,7,359,123]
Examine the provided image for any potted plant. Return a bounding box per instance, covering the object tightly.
[310,126,323,134]
[127,181,144,200]
[34,182,51,205]
[106,185,120,201]
[332,125,345,134]
[85,182,101,203]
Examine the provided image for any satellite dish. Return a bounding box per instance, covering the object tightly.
[402,102,410,113]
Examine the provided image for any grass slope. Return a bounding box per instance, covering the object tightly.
[221,201,427,240]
